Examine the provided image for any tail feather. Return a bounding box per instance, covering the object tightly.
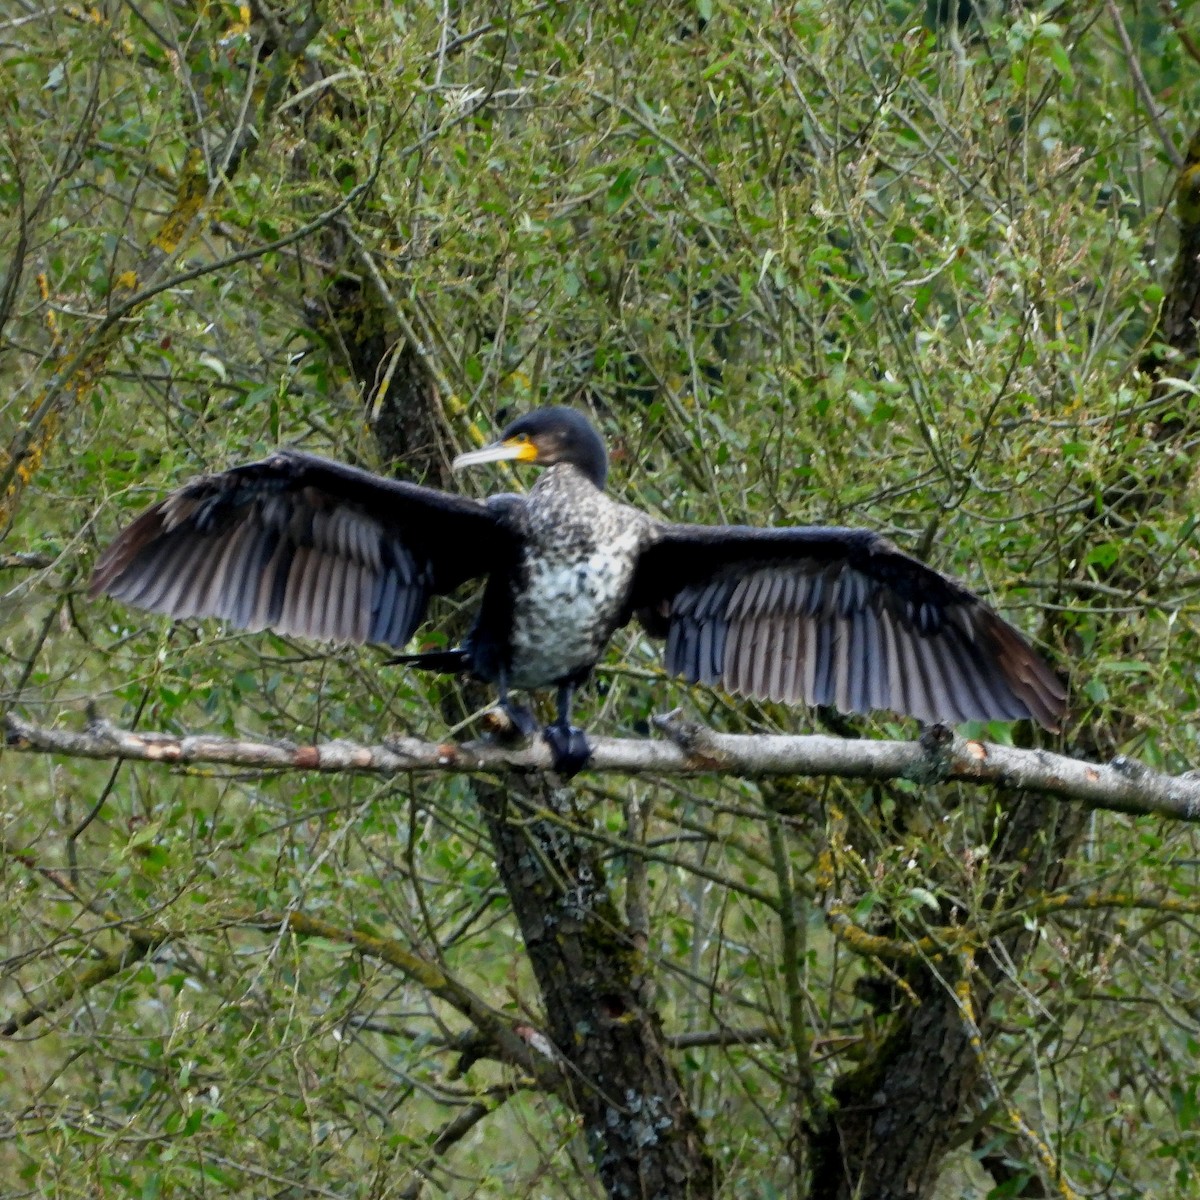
[386,647,471,674]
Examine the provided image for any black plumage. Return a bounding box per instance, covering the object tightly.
[90,407,1067,775]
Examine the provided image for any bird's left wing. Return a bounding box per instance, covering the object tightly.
[90,450,513,648]
[628,524,1065,730]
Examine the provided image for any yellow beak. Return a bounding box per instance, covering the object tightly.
[452,437,539,470]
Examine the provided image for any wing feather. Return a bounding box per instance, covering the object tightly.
[282,545,313,636]
[91,448,511,650]
[162,539,224,619]
[341,558,361,643]
[122,535,196,612]
[940,611,1020,719]
[833,612,853,713]
[842,610,866,713]
[857,604,883,711]
[895,620,933,720]
[811,607,835,707]
[783,603,802,703]
[697,614,715,686]
[877,606,902,715]
[207,518,255,622]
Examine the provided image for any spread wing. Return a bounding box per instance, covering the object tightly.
[90,449,513,648]
[629,525,1065,730]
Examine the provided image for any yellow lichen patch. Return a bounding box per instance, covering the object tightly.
[63,4,104,25]
[826,904,949,961]
[37,273,61,351]
[223,5,253,37]
[12,417,56,487]
[151,148,211,255]
[813,848,836,891]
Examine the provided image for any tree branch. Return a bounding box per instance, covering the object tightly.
[5,711,1200,821]
[0,930,165,1037]
[267,910,562,1091]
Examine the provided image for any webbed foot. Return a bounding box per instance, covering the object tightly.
[542,723,592,779]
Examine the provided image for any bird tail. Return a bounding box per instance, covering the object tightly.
[385,647,472,674]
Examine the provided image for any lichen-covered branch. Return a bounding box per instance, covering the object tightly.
[0,928,166,1038]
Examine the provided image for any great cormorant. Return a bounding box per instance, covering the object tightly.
[90,407,1066,775]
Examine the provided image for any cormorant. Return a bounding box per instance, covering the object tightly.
[90,407,1066,775]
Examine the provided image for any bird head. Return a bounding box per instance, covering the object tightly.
[452,407,608,488]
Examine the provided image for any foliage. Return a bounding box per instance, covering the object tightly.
[1,1,1199,1196]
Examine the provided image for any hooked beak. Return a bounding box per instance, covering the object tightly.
[452,437,539,470]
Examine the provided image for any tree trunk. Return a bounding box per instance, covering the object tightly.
[475,774,718,1197]
[808,796,1084,1198]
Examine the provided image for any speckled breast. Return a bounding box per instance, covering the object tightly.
[504,471,649,689]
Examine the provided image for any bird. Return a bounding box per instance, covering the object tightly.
[89,406,1066,776]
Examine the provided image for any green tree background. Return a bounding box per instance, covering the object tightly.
[2,1,1199,1197]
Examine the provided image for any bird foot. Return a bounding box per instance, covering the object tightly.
[907,722,953,785]
[542,723,592,779]
[483,699,539,743]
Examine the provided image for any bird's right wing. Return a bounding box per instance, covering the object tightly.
[90,450,514,648]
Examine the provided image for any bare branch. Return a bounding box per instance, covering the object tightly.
[264,910,562,1091]
[6,711,1200,822]
[1160,0,1200,67]
[0,872,563,1089]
